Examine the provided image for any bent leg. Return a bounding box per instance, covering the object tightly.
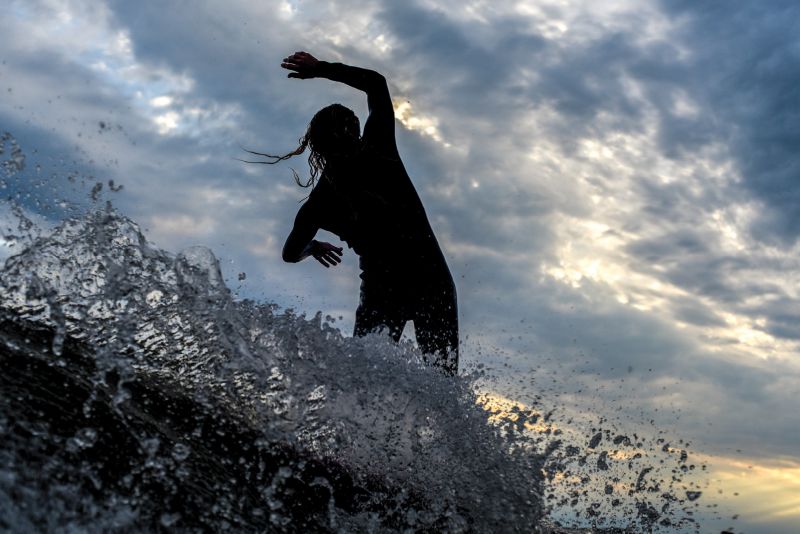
[414,280,459,376]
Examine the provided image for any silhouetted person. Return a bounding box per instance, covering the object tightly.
[249,51,457,375]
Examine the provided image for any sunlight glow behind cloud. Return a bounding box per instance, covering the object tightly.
[393,99,448,145]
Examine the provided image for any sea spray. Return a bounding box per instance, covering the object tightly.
[0,207,545,532]
[0,132,712,532]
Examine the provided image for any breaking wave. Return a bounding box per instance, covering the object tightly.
[0,133,710,532]
[0,207,546,532]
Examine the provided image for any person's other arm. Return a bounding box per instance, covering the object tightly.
[282,203,343,268]
[281,51,397,156]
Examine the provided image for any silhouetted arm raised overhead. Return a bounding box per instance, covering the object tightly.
[281,51,397,156]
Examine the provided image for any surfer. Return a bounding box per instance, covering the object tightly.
[254,51,458,375]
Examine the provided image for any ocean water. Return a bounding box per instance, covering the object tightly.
[0,134,717,532]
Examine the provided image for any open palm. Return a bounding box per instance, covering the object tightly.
[281,51,319,79]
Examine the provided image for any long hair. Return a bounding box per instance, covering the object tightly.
[241,104,360,189]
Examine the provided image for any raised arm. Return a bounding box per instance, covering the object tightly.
[281,51,397,155]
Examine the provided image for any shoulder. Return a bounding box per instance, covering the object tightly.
[301,179,333,213]
[358,140,402,168]
[311,174,337,197]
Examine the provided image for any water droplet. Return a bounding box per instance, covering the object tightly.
[172,443,191,462]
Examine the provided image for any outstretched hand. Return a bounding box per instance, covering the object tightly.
[309,240,343,268]
[281,51,320,79]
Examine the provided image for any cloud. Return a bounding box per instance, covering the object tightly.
[656,0,800,244]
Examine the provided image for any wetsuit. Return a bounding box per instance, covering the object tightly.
[283,62,458,375]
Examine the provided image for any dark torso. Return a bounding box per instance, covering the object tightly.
[305,147,450,287]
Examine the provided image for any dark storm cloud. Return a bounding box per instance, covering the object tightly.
[671,296,726,328]
[375,0,548,125]
[626,229,755,305]
[634,175,738,222]
[659,0,800,244]
[662,256,776,304]
[761,299,800,341]
[104,0,273,102]
[628,227,713,259]
[625,206,798,337]
[627,226,798,342]
[532,32,649,134]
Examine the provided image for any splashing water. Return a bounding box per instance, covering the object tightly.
[0,207,547,532]
[0,133,714,532]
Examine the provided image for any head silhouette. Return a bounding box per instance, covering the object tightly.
[304,103,361,161]
[241,103,361,188]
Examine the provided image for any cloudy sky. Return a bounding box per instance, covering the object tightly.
[3,0,800,531]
